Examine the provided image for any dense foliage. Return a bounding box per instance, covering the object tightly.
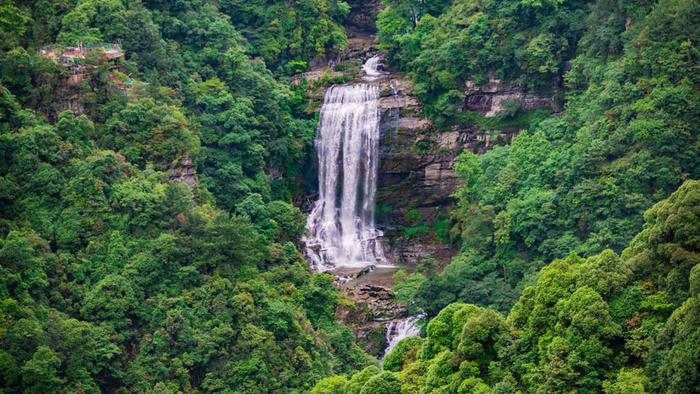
[378,0,588,125]
[316,179,700,393]
[3,0,700,392]
[382,0,700,313]
[0,0,372,392]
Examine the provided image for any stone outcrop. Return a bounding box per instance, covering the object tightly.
[445,124,520,155]
[345,284,405,322]
[169,156,197,191]
[336,280,406,355]
[463,76,557,117]
[346,0,384,33]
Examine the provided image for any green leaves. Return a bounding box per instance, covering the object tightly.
[20,346,65,393]
[0,231,51,301]
[103,98,200,169]
[219,0,348,68]
[0,4,30,51]
[383,181,700,392]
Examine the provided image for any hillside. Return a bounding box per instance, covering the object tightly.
[1,0,699,393]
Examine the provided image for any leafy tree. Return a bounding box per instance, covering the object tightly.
[404,0,700,314]
[311,375,348,394]
[359,371,401,394]
[345,365,380,394]
[383,337,422,372]
[0,3,30,51]
[21,346,64,393]
[603,369,649,394]
[385,181,700,393]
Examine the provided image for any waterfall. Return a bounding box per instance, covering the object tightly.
[361,55,386,80]
[384,316,422,358]
[304,58,387,272]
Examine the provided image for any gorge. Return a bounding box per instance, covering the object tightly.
[301,4,558,355]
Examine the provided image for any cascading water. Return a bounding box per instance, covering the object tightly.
[361,55,386,80]
[304,57,387,272]
[383,316,423,358]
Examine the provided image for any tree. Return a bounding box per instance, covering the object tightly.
[384,337,423,372]
[21,346,65,394]
[0,3,30,50]
[311,375,348,394]
[359,371,401,394]
[345,366,380,394]
[603,369,649,394]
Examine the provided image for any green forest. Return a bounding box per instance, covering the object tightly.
[1,0,698,393]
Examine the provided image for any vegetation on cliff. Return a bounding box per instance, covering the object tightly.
[306,0,700,392]
[381,0,700,316]
[2,0,700,392]
[317,179,700,393]
[1,0,370,392]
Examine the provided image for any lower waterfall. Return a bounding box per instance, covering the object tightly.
[383,316,422,358]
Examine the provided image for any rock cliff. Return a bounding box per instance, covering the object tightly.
[372,70,556,267]
[169,156,197,191]
[462,76,557,117]
[346,0,383,33]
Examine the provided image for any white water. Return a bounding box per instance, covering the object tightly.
[304,58,387,272]
[384,316,422,358]
[361,55,386,80]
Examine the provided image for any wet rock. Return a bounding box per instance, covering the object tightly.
[333,265,377,285]
[355,322,388,356]
[355,265,377,279]
[336,280,405,356]
[342,283,405,321]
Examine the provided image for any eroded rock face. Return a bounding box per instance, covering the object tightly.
[346,0,384,33]
[373,77,460,265]
[463,76,557,117]
[336,281,406,355]
[169,156,197,191]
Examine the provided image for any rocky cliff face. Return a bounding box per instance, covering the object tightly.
[346,0,383,33]
[295,25,556,355]
[372,71,556,267]
[372,76,459,266]
[169,156,197,191]
[336,278,405,355]
[462,76,557,117]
